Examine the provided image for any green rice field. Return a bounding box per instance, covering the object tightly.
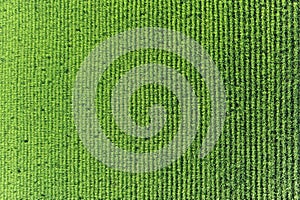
[0,0,299,199]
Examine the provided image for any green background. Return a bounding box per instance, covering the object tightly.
[0,0,299,199]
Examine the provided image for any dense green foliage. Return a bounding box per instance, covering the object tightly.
[0,0,298,199]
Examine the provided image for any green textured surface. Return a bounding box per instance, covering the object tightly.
[0,0,299,199]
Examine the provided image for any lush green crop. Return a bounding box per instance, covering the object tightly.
[0,0,298,199]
